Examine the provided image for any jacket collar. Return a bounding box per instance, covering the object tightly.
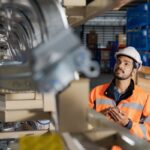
[104,78,134,102]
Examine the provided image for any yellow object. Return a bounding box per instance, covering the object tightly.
[19,133,65,150]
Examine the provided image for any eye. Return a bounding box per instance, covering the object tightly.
[124,62,129,66]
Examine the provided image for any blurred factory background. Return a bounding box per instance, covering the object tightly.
[0,0,149,149]
[73,0,150,91]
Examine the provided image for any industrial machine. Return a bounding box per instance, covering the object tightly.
[0,0,149,149]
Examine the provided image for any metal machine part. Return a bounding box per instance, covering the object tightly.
[31,28,99,92]
[0,64,34,91]
[86,109,150,150]
[1,0,149,149]
[0,0,99,93]
[6,117,148,150]
[61,109,150,150]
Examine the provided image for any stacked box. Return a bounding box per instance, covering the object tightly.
[0,91,55,122]
[137,66,150,93]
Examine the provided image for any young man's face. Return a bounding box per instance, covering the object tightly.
[114,55,134,80]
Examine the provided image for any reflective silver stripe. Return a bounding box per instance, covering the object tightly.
[96,99,116,106]
[144,116,150,123]
[121,103,143,111]
[140,124,147,139]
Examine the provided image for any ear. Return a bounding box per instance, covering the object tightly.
[132,68,138,75]
[132,68,138,81]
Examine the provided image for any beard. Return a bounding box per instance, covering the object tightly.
[113,68,133,80]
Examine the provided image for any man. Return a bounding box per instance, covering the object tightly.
[89,46,150,141]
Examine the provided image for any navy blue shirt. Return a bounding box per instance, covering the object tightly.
[113,87,121,103]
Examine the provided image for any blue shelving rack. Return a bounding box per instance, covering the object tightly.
[127,3,150,66]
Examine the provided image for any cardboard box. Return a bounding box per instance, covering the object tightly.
[0,91,56,122]
[58,78,89,132]
[64,0,86,6]
[137,72,150,93]
[118,34,126,47]
[0,91,56,111]
[0,99,43,110]
[140,66,150,74]
[137,66,150,93]
[0,110,50,122]
[0,92,42,101]
[43,93,56,112]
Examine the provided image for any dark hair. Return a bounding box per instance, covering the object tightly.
[133,61,140,69]
[117,54,140,69]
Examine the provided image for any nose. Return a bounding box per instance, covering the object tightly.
[118,62,124,68]
[116,62,124,69]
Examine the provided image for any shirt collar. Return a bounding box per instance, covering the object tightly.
[104,78,134,102]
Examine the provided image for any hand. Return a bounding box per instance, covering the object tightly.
[100,107,113,120]
[108,107,129,126]
[100,107,110,116]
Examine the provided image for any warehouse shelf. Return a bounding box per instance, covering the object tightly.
[127,3,150,29]
[127,2,150,54]
[127,26,150,51]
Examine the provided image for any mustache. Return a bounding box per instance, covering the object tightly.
[115,68,124,73]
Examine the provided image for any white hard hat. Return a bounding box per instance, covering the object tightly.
[115,46,142,69]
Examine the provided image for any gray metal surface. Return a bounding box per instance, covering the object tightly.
[87,109,150,150]
[0,0,99,93]
[32,28,99,92]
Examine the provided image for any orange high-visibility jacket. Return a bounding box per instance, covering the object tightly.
[89,81,150,141]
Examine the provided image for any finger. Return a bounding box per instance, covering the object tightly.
[111,110,128,123]
[109,111,119,122]
[112,109,126,118]
[110,109,121,117]
[107,107,113,111]
[101,107,111,115]
[109,109,123,120]
[111,107,120,113]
